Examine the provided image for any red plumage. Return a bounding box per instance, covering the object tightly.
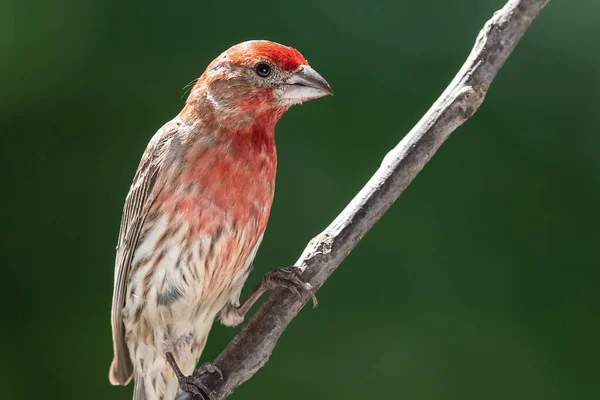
[109,41,331,400]
[225,41,308,71]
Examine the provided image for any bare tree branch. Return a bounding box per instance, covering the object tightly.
[191,0,551,398]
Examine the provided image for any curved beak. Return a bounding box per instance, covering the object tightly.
[280,65,333,103]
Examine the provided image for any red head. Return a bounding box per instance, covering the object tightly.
[181,40,332,128]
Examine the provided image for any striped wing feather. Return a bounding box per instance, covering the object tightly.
[109,121,182,385]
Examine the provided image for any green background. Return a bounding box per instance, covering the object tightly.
[2,0,599,399]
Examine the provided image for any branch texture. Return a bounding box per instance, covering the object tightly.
[193,0,551,398]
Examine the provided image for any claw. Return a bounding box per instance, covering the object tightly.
[167,352,223,400]
[264,267,318,308]
[193,362,224,381]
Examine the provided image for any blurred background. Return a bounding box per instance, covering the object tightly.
[2,0,599,399]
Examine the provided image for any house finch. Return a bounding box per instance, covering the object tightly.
[109,40,331,400]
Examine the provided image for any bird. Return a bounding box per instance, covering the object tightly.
[108,40,332,400]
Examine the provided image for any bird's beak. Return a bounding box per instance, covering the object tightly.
[280,65,333,102]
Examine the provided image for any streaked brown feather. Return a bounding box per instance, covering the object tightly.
[109,119,183,385]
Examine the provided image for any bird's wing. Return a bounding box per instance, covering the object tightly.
[109,119,183,385]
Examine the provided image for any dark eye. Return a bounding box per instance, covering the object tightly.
[255,62,272,78]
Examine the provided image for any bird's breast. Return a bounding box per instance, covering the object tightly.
[152,139,277,299]
[162,140,276,231]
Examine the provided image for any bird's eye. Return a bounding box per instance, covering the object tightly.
[255,62,272,78]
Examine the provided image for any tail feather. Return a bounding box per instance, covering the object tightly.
[127,332,210,399]
[133,376,147,400]
[109,356,133,386]
[129,355,181,400]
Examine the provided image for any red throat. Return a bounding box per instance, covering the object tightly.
[162,110,279,233]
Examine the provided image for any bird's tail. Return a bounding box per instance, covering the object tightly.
[130,349,181,400]
[133,376,147,400]
[132,372,179,400]
[131,332,210,400]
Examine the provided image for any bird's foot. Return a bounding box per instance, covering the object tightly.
[263,267,318,308]
[167,353,223,400]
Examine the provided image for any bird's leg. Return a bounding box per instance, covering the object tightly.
[234,267,318,322]
[167,352,223,400]
[171,269,316,396]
